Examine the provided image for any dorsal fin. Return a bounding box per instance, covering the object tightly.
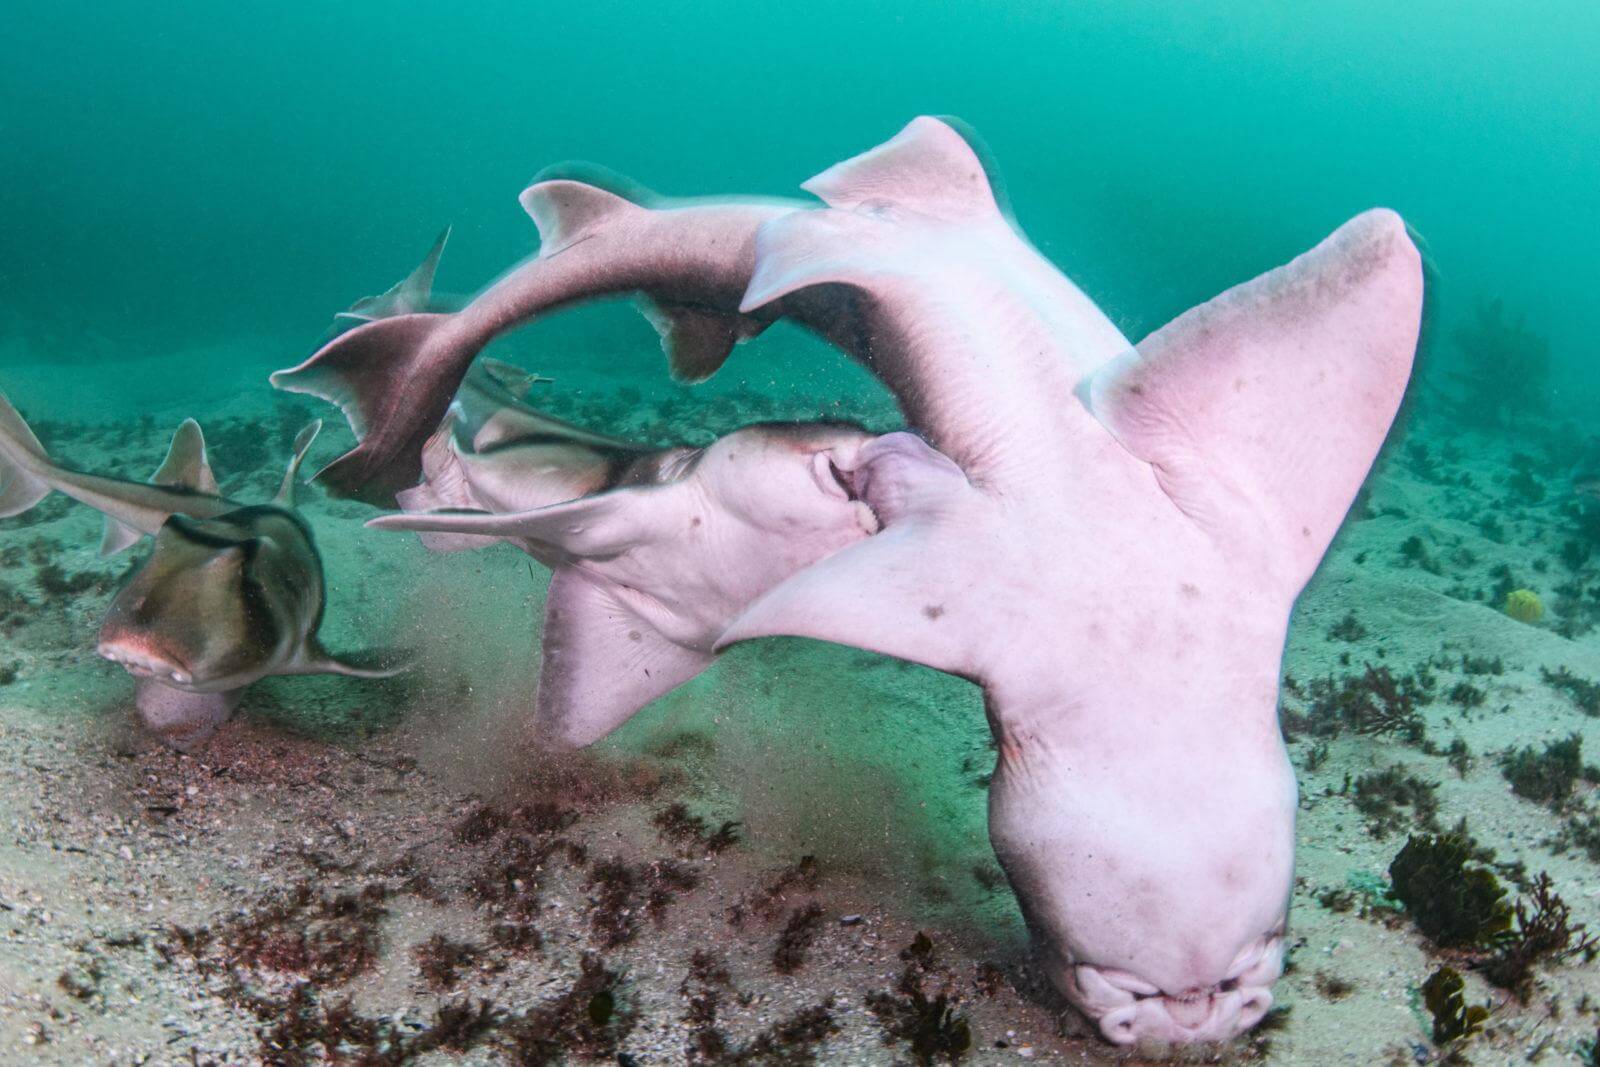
[152,419,219,493]
[519,177,647,253]
[276,420,323,506]
[800,115,1004,221]
[1085,209,1424,591]
[397,226,450,309]
[102,418,220,556]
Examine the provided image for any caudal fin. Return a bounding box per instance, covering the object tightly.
[0,390,52,519]
[270,314,456,504]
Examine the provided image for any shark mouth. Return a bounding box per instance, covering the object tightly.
[810,451,882,534]
[97,637,195,687]
[1066,933,1284,1046]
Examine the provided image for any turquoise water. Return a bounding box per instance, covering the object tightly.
[5,2,1596,384]
[4,4,1600,1061]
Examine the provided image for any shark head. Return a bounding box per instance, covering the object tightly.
[682,421,881,544]
[96,507,318,694]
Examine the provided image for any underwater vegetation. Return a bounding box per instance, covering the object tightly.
[863,933,973,1066]
[1389,831,1511,948]
[1351,766,1441,839]
[1389,830,1597,1002]
[679,949,839,1064]
[1541,666,1600,716]
[1284,664,1435,742]
[1498,732,1593,810]
[1421,965,1488,1046]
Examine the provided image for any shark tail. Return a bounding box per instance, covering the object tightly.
[269,313,455,505]
[0,389,52,519]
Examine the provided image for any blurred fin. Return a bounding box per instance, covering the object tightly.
[275,420,323,506]
[0,389,51,519]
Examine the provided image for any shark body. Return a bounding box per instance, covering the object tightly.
[279,119,1423,1045]
[712,119,1423,1043]
[371,363,884,747]
[0,396,404,747]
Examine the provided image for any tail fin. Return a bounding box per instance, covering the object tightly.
[275,420,323,506]
[270,314,453,504]
[0,390,51,519]
[101,418,221,556]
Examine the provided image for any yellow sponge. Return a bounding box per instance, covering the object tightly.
[1503,588,1543,624]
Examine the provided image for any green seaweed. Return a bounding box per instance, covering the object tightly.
[1499,733,1584,810]
[1388,832,1512,948]
[1421,966,1488,1045]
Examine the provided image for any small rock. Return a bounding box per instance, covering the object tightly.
[839,914,863,926]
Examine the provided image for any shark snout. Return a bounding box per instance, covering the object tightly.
[97,635,194,686]
[1068,934,1282,1046]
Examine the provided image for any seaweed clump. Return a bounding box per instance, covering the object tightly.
[679,948,838,1064]
[1388,832,1511,948]
[1498,733,1589,810]
[171,880,389,985]
[653,802,742,857]
[256,987,502,1065]
[865,933,973,1065]
[1421,966,1488,1046]
[500,952,637,1065]
[1303,665,1433,742]
[1352,766,1440,839]
[1478,872,1598,1000]
[1448,297,1550,425]
[586,856,699,947]
[413,933,484,992]
[1541,666,1600,716]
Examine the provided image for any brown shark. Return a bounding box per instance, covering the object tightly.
[0,392,405,748]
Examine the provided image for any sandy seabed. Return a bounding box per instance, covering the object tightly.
[0,341,1597,1065]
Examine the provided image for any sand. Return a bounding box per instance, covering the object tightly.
[0,341,1597,1065]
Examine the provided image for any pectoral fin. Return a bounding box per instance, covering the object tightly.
[369,486,670,561]
[1086,209,1424,589]
[534,569,713,748]
[287,641,412,679]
